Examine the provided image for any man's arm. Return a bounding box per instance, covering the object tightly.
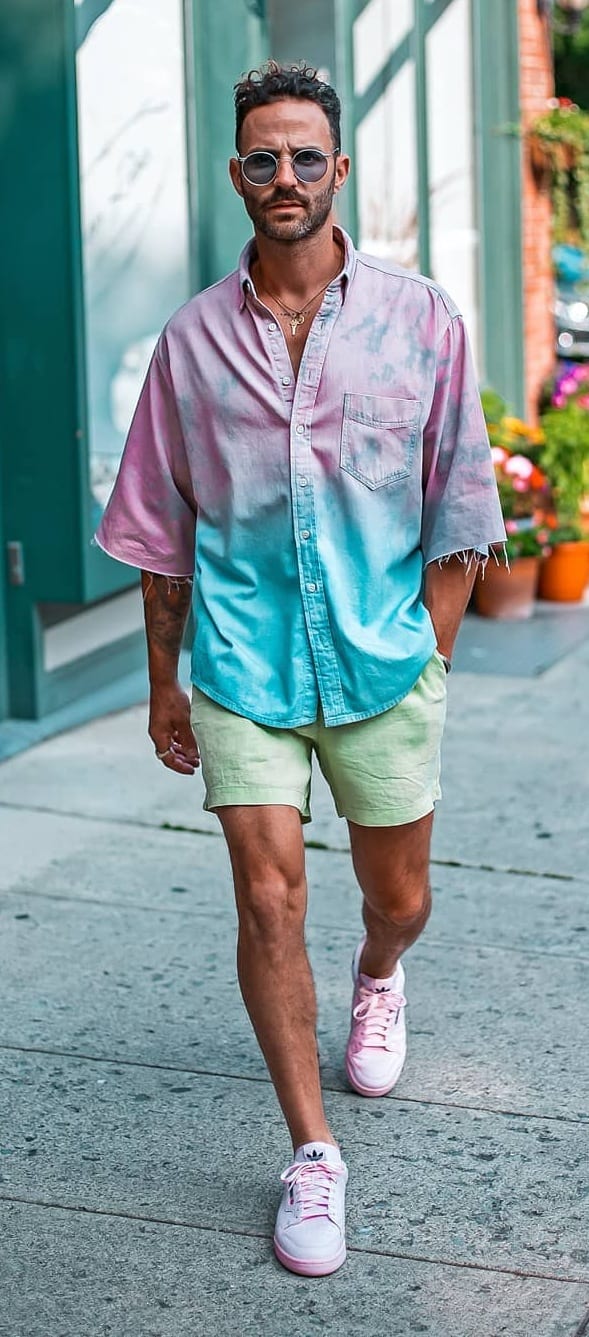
[141,571,200,774]
[423,553,479,664]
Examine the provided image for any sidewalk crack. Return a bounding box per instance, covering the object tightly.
[1,1193,588,1285]
[0,800,586,885]
[0,1042,586,1124]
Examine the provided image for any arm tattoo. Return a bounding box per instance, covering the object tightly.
[141,571,193,663]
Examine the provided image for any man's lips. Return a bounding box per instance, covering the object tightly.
[268,200,305,209]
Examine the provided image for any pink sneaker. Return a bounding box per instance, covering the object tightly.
[345,937,407,1097]
[273,1141,347,1276]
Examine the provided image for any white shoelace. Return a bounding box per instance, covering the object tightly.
[280,1160,345,1222]
[352,987,406,1047]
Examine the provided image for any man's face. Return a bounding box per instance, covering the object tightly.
[229,98,349,243]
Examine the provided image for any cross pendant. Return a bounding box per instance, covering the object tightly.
[289,313,305,337]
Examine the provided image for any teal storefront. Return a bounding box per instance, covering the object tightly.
[0,0,523,738]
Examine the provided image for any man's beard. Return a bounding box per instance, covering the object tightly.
[242,173,336,242]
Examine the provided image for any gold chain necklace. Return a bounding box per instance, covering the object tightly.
[261,257,343,336]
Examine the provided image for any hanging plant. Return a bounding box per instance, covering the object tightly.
[527,101,589,248]
[573,147,589,247]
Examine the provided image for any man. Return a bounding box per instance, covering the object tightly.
[96,61,505,1278]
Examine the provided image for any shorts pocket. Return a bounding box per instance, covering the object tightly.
[432,647,449,676]
[426,649,449,700]
[340,393,421,490]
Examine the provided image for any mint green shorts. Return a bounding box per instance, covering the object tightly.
[190,651,448,828]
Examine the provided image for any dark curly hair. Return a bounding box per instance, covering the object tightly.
[234,60,341,152]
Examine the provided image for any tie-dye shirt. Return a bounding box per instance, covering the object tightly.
[96,227,505,727]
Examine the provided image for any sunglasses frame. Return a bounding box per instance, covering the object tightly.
[237,147,340,186]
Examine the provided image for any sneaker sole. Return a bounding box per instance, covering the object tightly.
[345,1056,405,1098]
[273,1238,347,1277]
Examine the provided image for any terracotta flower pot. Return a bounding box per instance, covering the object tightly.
[474,557,540,620]
[538,541,589,603]
[527,133,577,180]
[528,134,553,183]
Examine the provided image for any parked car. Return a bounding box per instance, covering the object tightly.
[555,283,589,360]
[553,244,589,360]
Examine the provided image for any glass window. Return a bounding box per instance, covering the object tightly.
[353,0,418,268]
[356,58,419,269]
[426,0,480,363]
[353,0,413,98]
[75,0,190,524]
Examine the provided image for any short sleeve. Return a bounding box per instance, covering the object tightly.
[421,314,506,566]
[94,337,197,577]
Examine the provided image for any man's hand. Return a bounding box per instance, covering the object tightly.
[148,679,200,775]
[141,570,198,775]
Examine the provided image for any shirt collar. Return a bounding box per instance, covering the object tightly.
[238,225,356,311]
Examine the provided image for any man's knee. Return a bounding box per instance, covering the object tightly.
[234,869,307,941]
[366,878,431,930]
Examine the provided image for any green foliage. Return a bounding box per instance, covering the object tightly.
[480,387,507,424]
[527,106,589,247]
[504,527,552,561]
[549,519,585,543]
[554,9,589,111]
[539,402,589,521]
[531,104,589,151]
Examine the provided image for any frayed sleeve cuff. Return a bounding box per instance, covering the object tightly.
[424,542,508,575]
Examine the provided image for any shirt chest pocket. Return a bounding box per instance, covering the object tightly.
[339,394,422,490]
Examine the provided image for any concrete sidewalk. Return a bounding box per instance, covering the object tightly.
[1,628,589,1337]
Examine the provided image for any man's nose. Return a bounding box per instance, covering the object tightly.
[274,155,298,188]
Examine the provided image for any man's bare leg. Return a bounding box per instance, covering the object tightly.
[348,811,434,976]
[217,804,337,1153]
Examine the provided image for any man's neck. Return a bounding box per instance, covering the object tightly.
[252,220,343,304]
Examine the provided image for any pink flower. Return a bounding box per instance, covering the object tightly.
[491,446,509,466]
[505,519,519,535]
[512,478,528,492]
[578,395,589,409]
[553,394,565,407]
[536,528,550,544]
[504,454,533,479]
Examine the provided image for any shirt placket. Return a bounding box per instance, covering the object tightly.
[253,299,318,713]
[287,291,347,721]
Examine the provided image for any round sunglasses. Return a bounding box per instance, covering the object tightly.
[237,147,340,186]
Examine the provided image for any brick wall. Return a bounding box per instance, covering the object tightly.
[518,0,555,422]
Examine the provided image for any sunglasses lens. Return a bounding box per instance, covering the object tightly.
[242,152,276,184]
[293,150,329,182]
[240,149,333,185]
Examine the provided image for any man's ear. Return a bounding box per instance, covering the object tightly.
[229,157,245,198]
[333,153,351,196]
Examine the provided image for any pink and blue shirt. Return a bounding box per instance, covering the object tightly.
[96,227,505,726]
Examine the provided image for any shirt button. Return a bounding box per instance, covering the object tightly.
[298,476,308,487]
[306,582,317,593]
[300,529,310,540]
[268,322,277,332]
[281,376,291,386]
[296,424,305,435]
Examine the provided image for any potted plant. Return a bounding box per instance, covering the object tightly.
[538,520,589,600]
[526,101,589,248]
[473,437,552,620]
[481,392,547,462]
[475,526,554,621]
[537,366,589,601]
